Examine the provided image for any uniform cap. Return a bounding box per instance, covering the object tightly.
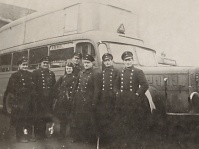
[121,51,133,60]
[84,54,95,62]
[17,57,28,65]
[40,56,51,63]
[102,53,113,61]
[73,52,82,59]
[66,62,74,68]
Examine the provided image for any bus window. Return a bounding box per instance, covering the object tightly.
[29,47,48,69]
[12,50,28,71]
[135,47,157,66]
[0,54,12,72]
[109,43,138,65]
[49,43,74,68]
[98,43,108,59]
[76,42,95,58]
[98,43,108,69]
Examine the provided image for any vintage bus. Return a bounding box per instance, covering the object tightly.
[0,2,199,129]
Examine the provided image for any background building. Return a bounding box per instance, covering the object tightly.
[0,3,35,28]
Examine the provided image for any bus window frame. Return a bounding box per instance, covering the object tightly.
[29,46,49,70]
[97,42,110,58]
[75,41,95,57]
[12,50,29,71]
[97,42,110,69]
[135,46,158,67]
[0,40,98,71]
[101,42,139,65]
[99,41,157,67]
[48,40,97,68]
[49,42,75,68]
[0,53,12,72]
[74,40,98,67]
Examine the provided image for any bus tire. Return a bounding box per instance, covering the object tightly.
[3,92,13,115]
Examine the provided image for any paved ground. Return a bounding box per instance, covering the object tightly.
[1,110,199,149]
[1,136,199,149]
[0,138,96,149]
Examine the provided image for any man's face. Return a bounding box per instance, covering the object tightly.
[83,60,93,70]
[72,56,81,65]
[19,62,28,70]
[103,59,113,68]
[65,66,73,74]
[123,58,133,68]
[41,61,49,69]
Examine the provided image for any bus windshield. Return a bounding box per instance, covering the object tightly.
[108,43,157,66]
[135,46,157,66]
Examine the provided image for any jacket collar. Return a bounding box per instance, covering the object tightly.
[74,63,80,68]
[124,66,134,71]
[64,73,72,78]
[105,65,113,70]
[83,67,93,73]
[18,69,27,73]
[104,66,114,71]
[41,68,49,72]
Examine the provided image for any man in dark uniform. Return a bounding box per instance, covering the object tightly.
[32,56,56,140]
[72,54,101,143]
[97,53,118,145]
[114,51,150,148]
[72,52,83,76]
[5,57,34,142]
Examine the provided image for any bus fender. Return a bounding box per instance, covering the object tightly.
[189,92,199,113]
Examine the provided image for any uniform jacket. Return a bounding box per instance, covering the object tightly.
[71,67,101,132]
[114,66,148,95]
[53,74,77,113]
[101,66,119,94]
[72,67,102,111]
[99,66,119,111]
[32,68,56,96]
[114,66,150,135]
[32,68,56,117]
[73,64,83,76]
[97,66,119,136]
[5,69,34,118]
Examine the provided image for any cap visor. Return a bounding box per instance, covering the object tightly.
[124,57,133,60]
[103,58,111,61]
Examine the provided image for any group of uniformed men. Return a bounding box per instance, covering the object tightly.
[5,51,151,148]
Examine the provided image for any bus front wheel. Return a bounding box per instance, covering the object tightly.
[3,93,13,115]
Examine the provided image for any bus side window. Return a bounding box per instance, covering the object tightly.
[0,54,12,72]
[98,43,108,59]
[49,44,74,68]
[12,50,28,71]
[98,43,108,69]
[76,42,95,58]
[29,47,48,70]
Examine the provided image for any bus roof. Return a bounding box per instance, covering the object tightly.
[0,2,139,51]
[0,31,147,54]
[0,2,133,29]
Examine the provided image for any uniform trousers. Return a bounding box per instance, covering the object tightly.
[114,91,151,146]
[72,92,97,143]
[34,95,53,139]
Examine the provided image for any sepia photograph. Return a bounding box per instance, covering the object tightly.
[0,0,199,148]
